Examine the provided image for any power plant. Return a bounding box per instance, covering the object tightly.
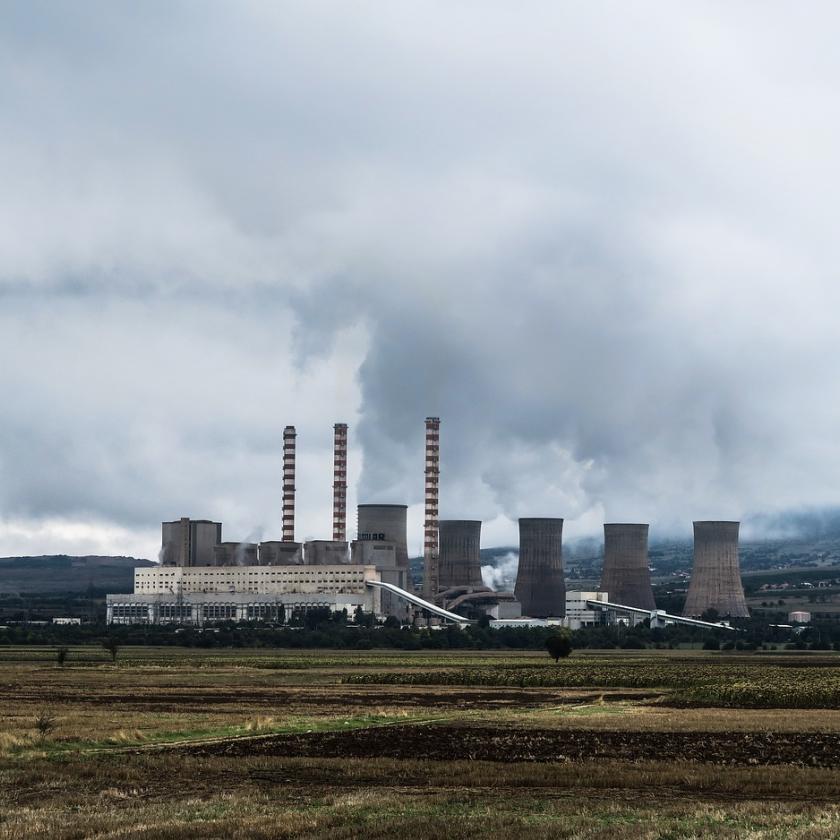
[599,523,655,611]
[683,521,749,618]
[514,518,566,618]
[107,416,752,627]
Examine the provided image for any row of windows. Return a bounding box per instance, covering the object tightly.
[111,605,149,618]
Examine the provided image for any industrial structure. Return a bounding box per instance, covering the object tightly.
[110,415,754,628]
[514,518,566,618]
[160,518,221,566]
[332,423,348,541]
[683,521,749,618]
[422,417,440,599]
[282,425,296,542]
[599,523,655,610]
[437,519,482,590]
[357,504,409,571]
[109,564,381,624]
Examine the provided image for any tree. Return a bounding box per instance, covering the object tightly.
[383,615,401,629]
[102,638,120,663]
[34,710,57,740]
[545,633,573,662]
[56,646,69,667]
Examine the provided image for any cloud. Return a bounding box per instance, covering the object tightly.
[2,3,840,559]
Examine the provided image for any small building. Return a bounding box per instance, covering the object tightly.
[52,617,82,625]
[789,610,811,624]
[564,590,610,630]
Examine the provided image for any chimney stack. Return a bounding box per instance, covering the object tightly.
[423,416,441,598]
[282,425,296,542]
[332,423,348,541]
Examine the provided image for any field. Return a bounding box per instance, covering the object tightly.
[4,648,840,837]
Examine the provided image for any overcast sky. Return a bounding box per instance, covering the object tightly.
[3,2,840,560]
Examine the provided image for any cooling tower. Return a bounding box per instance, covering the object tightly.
[438,520,482,590]
[514,518,565,618]
[683,521,749,618]
[600,524,655,610]
[357,504,409,570]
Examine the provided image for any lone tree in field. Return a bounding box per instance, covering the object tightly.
[102,638,120,663]
[34,710,57,740]
[545,633,573,662]
[56,646,69,667]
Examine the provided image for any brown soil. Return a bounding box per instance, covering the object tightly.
[183,723,840,767]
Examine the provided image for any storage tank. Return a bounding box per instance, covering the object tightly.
[514,518,565,618]
[438,520,482,590]
[599,523,655,610]
[683,521,749,618]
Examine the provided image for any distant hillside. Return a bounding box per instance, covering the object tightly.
[0,555,154,594]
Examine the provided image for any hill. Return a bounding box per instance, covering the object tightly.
[0,555,154,594]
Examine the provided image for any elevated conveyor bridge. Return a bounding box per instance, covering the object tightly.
[366,579,473,625]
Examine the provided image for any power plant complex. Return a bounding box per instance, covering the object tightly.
[107,418,751,629]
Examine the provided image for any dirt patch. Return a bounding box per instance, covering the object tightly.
[184,723,840,767]
[7,686,652,712]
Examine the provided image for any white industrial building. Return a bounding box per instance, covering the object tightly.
[107,564,382,625]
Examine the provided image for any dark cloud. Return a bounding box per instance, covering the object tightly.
[2,2,840,558]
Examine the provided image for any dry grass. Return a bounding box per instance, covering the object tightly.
[3,647,840,837]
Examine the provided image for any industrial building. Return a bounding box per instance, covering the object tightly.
[599,523,655,610]
[514,518,566,618]
[683,521,749,618]
[108,564,380,624]
[258,541,303,565]
[160,518,221,566]
[565,591,610,629]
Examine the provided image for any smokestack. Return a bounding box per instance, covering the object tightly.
[282,425,296,542]
[438,519,482,591]
[332,423,348,541]
[683,521,749,618]
[515,518,566,618]
[423,417,441,597]
[600,524,656,610]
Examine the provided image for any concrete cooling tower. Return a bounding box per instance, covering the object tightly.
[683,521,749,618]
[357,504,409,570]
[599,523,656,610]
[514,518,566,618]
[438,520,482,590]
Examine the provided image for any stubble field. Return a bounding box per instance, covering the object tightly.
[3,647,840,838]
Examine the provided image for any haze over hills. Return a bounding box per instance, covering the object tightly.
[0,556,154,594]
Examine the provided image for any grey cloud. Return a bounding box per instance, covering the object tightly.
[2,3,840,558]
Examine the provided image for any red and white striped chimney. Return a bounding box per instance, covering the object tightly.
[332,423,348,541]
[282,425,296,542]
[423,416,440,598]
